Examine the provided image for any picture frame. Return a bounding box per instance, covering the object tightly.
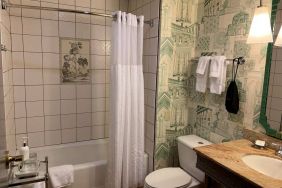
[60,38,91,83]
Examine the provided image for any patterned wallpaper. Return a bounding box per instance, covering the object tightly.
[155,0,271,169]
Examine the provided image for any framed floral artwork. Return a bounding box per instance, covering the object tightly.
[60,38,90,83]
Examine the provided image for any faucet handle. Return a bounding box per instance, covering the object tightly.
[271,143,282,157]
[271,142,281,148]
[278,145,282,154]
[4,151,23,169]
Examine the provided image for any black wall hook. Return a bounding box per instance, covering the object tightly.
[233,57,246,65]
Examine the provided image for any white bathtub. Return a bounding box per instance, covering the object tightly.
[32,139,108,188]
[29,139,148,188]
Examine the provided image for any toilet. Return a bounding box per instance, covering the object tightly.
[144,135,212,188]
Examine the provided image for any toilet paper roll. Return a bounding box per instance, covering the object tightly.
[210,132,229,144]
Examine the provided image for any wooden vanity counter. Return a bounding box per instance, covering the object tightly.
[194,139,282,188]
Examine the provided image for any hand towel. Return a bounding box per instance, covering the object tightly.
[33,182,45,188]
[196,56,211,93]
[49,165,74,188]
[209,56,227,94]
[20,182,45,188]
[209,56,221,78]
[221,60,231,91]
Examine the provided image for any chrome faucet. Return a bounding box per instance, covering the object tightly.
[4,151,23,169]
[271,143,282,157]
[276,146,282,157]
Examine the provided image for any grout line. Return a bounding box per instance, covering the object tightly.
[103,0,107,139]
[90,0,93,140]
[74,0,77,142]
[57,17,61,144]
[39,0,47,146]
[19,1,29,148]
[11,47,111,55]
[5,0,19,150]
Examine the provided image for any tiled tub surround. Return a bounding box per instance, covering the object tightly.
[128,0,160,172]
[1,6,14,151]
[8,0,129,150]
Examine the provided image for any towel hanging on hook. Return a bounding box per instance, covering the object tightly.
[225,58,241,114]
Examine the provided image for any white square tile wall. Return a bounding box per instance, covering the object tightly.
[3,0,159,172]
[1,6,16,151]
[9,0,128,149]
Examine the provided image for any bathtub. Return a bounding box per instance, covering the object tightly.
[32,139,108,188]
[28,139,148,188]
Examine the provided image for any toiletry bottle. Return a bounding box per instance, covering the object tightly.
[20,137,29,161]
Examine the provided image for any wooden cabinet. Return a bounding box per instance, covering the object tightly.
[196,154,261,188]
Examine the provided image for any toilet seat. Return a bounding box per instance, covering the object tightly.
[144,167,192,188]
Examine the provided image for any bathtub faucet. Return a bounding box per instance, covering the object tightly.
[4,150,23,169]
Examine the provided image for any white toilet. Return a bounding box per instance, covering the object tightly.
[144,135,212,188]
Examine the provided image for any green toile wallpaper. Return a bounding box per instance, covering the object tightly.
[155,0,272,169]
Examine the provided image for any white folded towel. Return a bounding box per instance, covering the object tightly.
[49,165,74,188]
[196,56,211,93]
[33,182,45,188]
[19,182,45,188]
[209,56,227,94]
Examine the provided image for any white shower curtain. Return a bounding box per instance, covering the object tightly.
[107,11,145,188]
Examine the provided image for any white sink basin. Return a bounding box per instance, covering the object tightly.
[242,155,282,180]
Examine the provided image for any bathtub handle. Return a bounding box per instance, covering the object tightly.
[3,150,23,169]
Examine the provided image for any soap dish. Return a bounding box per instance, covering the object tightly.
[251,140,267,149]
[15,171,39,179]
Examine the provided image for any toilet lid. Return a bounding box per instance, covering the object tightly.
[145,168,192,188]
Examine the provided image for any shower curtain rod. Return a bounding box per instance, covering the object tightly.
[1,0,154,27]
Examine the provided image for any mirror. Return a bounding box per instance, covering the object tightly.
[260,0,282,139]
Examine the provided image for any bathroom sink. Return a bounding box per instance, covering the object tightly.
[241,155,282,180]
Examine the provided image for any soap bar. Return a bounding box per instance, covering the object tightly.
[255,140,266,147]
[15,171,39,179]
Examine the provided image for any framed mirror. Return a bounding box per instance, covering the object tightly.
[260,0,282,139]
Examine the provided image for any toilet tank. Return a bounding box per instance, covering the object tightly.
[177,135,212,182]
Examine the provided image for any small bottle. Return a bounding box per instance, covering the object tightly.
[20,137,29,161]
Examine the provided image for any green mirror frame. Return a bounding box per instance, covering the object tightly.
[260,0,282,139]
